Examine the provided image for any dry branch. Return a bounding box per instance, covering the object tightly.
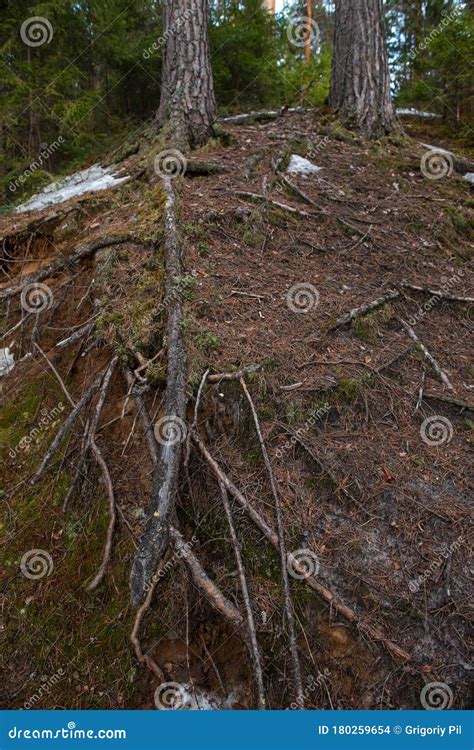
[131,176,187,604]
[169,527,243,629]
[237,192,312,219]
[239,377,304,705]
[207,364,262,382]
[191,431,413,664]
[398,317,455,391]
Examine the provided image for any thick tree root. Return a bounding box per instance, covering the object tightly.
[131,176,187,604]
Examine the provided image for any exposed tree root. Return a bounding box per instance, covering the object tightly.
[86,441,117,592]
[239,377,304,706]
[30,372,104,485]
[327,289,400,330]
[401,282,474,304]
[218,481,266,709]
[123,369,158,464]
[169,526,243,629]
[191,431,414,664]
[186,159,228,175]
[131,176,187,604]
[130,563,165,680]
[398,317,455,391]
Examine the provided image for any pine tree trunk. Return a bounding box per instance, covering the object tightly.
[329,0,396,138]
[156,0,217,148]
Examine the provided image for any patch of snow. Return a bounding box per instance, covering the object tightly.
[286,154,322,177]
[156,683,239,710]
[420,142,453,156]
[397,108,441,119]
[15,164,130,214]
[0,348,15,378]
[464,173,474,185]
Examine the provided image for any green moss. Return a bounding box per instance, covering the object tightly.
[351,305,394,342]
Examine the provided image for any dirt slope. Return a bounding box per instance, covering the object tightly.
[0,111,472,710]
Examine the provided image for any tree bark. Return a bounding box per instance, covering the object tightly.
[156,0,217,148]
[329,0,396,138]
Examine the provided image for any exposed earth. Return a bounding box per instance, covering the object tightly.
[0,110,473,710]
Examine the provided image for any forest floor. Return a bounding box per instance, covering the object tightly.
[0,110,473,710]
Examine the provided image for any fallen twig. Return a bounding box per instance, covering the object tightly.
[400,282,474,304]
[207,364,262,383]
[237,191,313,219]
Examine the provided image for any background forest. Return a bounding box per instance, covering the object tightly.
[1,0,473,206]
